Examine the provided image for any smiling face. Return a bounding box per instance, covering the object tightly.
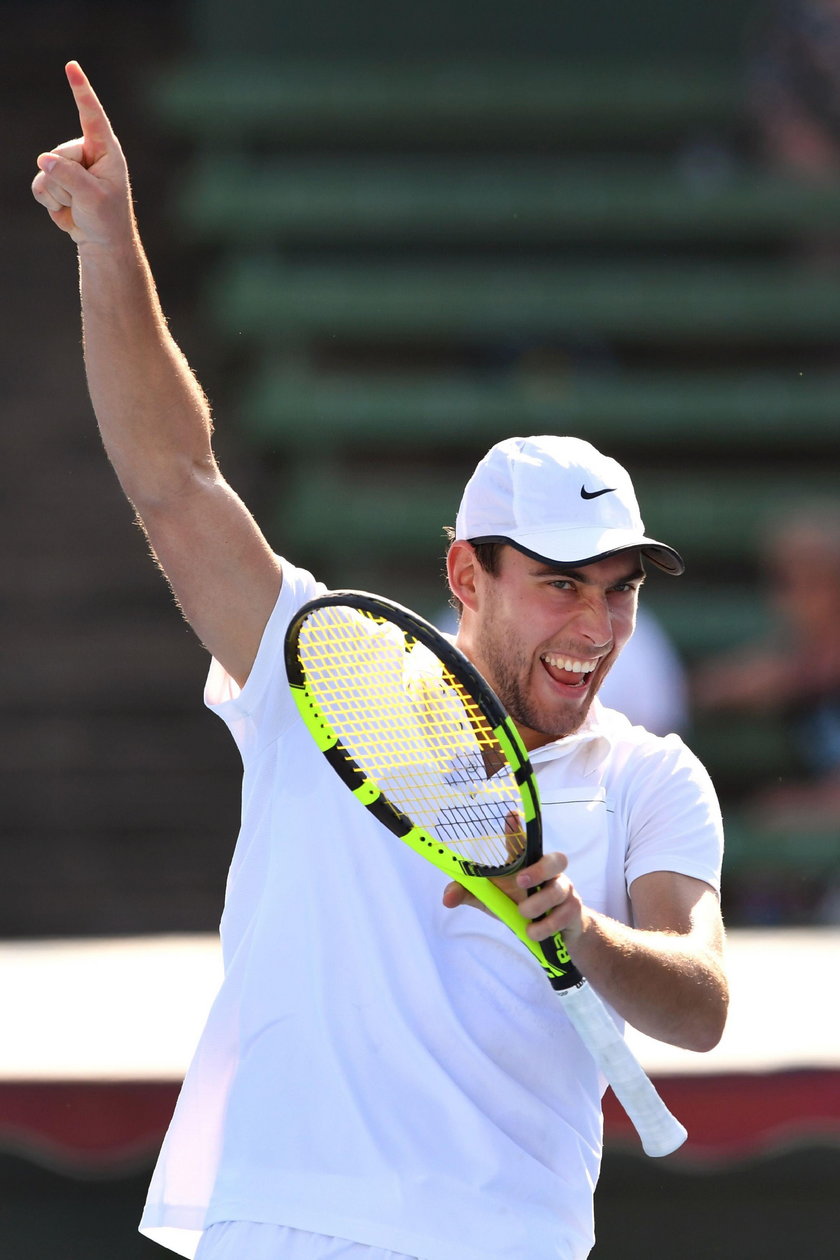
[450,542,644,749]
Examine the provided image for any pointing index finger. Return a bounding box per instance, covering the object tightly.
[64,60,118,166]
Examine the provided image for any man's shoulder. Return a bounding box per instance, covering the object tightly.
[592,703,719,818]
[592,700,683,748]
[572,701,712,784]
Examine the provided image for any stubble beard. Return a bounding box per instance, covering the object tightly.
[475,632,597,744]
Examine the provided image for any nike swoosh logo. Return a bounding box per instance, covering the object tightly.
[580,485,617,500]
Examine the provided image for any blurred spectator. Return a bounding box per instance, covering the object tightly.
[748,0,840,179]
[598,605,689,736]
[693,502,840,832]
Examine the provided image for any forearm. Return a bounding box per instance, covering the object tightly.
[567,907,727,1053]
[511,862,728,1053]
[78,229,218,511]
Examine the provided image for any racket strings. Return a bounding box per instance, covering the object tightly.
[296,606,526,871]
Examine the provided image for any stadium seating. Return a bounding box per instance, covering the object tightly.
[178,155,840,245]
[147,16,840,913]
[148,55,840,583]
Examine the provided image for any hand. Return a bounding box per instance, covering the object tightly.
[32,61,133,247]
[442,850,586,945]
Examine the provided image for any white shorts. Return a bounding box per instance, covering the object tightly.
[195,1222,419,1260]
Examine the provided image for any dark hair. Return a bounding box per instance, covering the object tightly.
[443,527,506,616]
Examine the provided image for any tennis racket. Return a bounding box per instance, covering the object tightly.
[284,590,687,1157]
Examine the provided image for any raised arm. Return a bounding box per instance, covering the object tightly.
[32,62,282,686]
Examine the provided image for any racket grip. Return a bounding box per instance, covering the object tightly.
[558,981,688,1158]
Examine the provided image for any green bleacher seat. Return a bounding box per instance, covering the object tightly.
[238,367,840,452]
[176,157,840,245]
[645,589,770,662]
[688,713,791,786]
[149,61,739,146]
[721,813,840,876]
[207,258,840,344]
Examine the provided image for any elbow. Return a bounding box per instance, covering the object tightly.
[121,455,220,519]
[681,978,730,1054]
[687,1014,726,1054]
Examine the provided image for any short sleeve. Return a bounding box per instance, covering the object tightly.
[204,558,326,758]
[623,735,724,894]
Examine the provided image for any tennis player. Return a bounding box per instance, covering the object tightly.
[33,62,728,1260]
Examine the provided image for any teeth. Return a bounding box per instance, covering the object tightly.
[543,653,597,674]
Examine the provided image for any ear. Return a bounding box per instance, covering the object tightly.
[446,540,482,614]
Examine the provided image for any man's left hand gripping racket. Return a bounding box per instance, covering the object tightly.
[284,590,687,1157]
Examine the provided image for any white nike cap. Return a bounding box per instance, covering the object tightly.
[455,435,684,575]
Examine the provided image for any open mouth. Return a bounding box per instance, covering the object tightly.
[541,652,599,689]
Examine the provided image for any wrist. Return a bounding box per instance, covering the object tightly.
[77,226,139,264]
[563,904,597,960]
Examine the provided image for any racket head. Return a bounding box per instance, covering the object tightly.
[284,590,542,880]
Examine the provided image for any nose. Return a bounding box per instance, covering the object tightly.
[576,591,613,650]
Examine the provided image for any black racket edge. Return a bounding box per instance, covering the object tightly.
[284,589,583,986]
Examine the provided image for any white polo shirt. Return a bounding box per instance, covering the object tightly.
[140,559,723,1260]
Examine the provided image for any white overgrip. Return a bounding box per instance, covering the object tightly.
[558,981,688,1157]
